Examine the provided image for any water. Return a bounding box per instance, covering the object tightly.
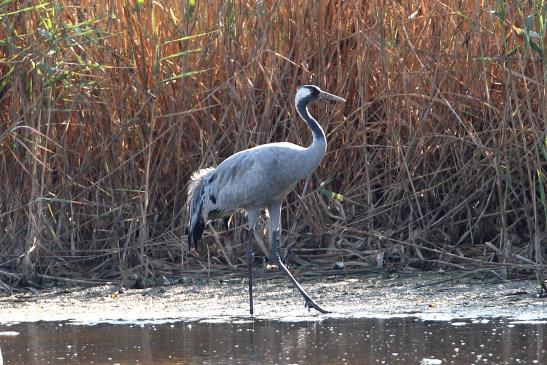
[0,318,544,364]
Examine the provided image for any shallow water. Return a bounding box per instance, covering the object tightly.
[0,317,545,364]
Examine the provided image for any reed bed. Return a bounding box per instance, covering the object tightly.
[0,0,545,290]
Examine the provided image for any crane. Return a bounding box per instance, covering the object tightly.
[186,85,345,315]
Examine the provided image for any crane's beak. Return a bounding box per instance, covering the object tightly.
[319,90,346,103]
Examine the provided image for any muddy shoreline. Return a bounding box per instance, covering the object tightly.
[0,271,545,325]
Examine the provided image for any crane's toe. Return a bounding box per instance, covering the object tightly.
[305,299,331,314]
[266,262,279,271]
[266,250,281,271]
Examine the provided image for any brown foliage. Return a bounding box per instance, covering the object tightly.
[0,1,545,285]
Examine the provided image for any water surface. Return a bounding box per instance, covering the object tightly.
[0,317,544,364]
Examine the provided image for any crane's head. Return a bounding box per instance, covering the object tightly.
[295,85,346,106]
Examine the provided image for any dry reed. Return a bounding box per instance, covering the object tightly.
[0,0,545,291]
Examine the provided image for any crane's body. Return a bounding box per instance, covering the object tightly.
[187,85,345,315]
[189,141,323,220]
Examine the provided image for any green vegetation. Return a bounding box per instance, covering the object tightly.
[0,1,545,290]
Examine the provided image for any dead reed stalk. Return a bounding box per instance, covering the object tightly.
[0,1,545,290]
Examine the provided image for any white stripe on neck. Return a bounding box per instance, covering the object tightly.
[294,87,313,105]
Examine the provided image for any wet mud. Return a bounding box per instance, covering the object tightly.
[0,272,544,324]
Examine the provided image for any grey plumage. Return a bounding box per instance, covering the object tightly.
[186,85,345,315]
[188,142,322,245]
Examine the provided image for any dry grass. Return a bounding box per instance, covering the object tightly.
[0,1,545,290]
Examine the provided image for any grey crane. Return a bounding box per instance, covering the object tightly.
[186,85,345,315]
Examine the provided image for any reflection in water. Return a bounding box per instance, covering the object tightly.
[0,317,545,364]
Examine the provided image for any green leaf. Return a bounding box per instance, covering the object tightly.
[496,0,505,23]
[513,25,544,55]
[152,3,157,35]
[525,13,534,34]
[538,169,547,221]
[529,40,543,55]
[318,179,345,202]
[541,135,547,161]
[153,42,161,75]
[538,2,544,33]
[225,0,236,35]
[163,30,218,45]
[506,47,519,57]
[0,66,15,95]
[186,0,196,21]
[513,25,526,38]
[0,2,50,17]
[538,170,546,200]
[160,48,201,61]
[160,69,209,83]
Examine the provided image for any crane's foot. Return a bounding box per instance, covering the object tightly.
[274,253,331,314]
[305,298,331,314]
[270,230,330,315]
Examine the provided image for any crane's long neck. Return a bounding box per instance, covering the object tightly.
[296,100,327,173]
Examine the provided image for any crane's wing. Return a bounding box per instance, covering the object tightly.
[186,167,215,249]
[187,142,306,249]
[212,143,306,214]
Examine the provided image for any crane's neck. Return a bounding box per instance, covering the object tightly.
[296,100,327,173]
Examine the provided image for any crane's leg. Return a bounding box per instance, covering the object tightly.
[246,210,259,317]
[268,203,330,314]
[246,227,254,316]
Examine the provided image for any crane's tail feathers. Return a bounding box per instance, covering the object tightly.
[186,167,216,250]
